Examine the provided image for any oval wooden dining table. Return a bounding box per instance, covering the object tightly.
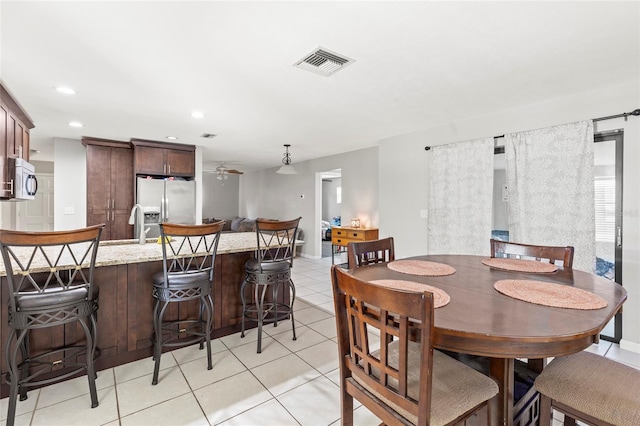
[348,254,627,426]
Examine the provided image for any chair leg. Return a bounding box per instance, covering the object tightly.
[5,328,23,426]
[341,387,354,426]
[90,310,99,379]
[79,316,98,408]
[289,278,296,341]
[18,329,29,401]
[203,295,214,370]
[256,282,269,354]
[539,394,552,426]
[240,278,248,338]
[152,300,168,385]
[272,281,279,328]
[198,296,205,350]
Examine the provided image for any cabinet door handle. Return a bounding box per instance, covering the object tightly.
[112,199,115,209]
[168,164,171,174]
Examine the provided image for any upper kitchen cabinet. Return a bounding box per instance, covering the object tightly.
[131,139,195,178]
[83,137,134,240]
[0,83,34,199]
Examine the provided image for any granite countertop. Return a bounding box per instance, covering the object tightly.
[0,232,301,276]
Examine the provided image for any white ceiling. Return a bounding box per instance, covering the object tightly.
[1,1,638,172]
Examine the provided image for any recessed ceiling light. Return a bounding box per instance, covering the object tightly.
[55,86,76,95]
[68,121,83,128]
[166,136,178,140]
[191,111,205,119]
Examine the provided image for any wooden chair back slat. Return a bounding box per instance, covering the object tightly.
[490,238,574,268]
[347,237,395,268]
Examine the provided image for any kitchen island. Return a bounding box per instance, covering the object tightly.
[0,232,295,396]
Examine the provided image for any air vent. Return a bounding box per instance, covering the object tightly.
[294,47,354,77]
[200,133,217,139]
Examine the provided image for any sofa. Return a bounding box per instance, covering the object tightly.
[203,216,256,232]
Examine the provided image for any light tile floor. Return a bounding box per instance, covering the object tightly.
[2,255,639,425]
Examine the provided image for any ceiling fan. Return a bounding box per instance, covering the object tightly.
[204,162,244,180]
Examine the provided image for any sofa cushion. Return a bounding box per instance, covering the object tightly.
[230,217,244,231]
[238,218,256,232]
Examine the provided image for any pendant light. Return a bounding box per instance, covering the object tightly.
[276,144,298,174]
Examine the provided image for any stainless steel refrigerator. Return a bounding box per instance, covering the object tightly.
[136,177,196,239]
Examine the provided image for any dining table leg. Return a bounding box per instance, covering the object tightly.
[489,357,514,426]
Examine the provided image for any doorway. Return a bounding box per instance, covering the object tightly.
[16,173,54,231]
[317,169,342,258]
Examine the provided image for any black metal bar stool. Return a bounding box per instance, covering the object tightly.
[151,221,224,385]
[240,217,301,353]
[0,224,105,426]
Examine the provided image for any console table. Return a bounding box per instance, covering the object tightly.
[331,226,379,266]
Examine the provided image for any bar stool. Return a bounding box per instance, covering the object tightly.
[240,217,301,353]
[0,224,104,426]
[151,221,224,385]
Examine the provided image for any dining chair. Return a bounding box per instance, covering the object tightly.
[240,217,301,353]
[0,224,105,426]
[490,238,576,394]
[347,237,395,268]
[535,351,640,426]
[151,221,224,385]
[490,238,575,268]
[330,265,498,426]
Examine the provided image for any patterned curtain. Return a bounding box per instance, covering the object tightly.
[428,138,495,255]
[505,120,595,272]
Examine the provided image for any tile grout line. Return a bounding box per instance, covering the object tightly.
[172,351,214,426]
[110,368,122,426]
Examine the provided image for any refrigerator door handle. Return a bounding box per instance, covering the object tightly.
[165,196,169,222]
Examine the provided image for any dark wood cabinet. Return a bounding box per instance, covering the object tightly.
[131,139,195,177]
[0,83,34,199]
[84,138,134,240]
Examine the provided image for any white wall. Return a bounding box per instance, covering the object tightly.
[54,138,86,230]
[202,172,240,220]
[239,147,378,258]
[379,80,640,350]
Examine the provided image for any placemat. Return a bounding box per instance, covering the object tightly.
[371,280,450,308]
[494,279,607,310]
[482,257,558,273]
[387,260,456,276]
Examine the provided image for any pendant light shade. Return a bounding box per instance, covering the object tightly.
[276,144,298,174]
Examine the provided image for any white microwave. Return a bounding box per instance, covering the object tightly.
[9,158,38,200]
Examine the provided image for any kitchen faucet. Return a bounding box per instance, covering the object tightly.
[128,204,149,244]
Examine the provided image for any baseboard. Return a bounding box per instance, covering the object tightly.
[620,339,640,354]
[300,253,322,260]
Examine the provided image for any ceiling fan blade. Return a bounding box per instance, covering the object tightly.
[227,169,244,174]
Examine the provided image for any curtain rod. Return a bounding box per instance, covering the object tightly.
[424,108,640,151]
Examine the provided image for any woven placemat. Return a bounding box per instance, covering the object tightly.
[482,257,558,273]
[371,280,450,308]
[387,260,456,276]
[494,279,607,310]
